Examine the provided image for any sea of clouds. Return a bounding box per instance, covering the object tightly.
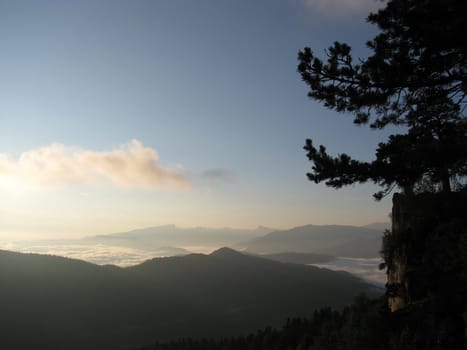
[0,241,186,267]
[311,257,386,286]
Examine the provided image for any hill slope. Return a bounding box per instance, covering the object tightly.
[0,248,379,350]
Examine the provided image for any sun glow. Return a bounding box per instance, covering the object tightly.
[0,174,25,193]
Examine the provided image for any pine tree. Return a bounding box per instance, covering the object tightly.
[298,0,467,199]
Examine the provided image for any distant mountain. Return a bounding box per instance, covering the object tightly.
[258,252,335,264]
[240,224,384,258]
[84,225,273,252]
[0,248,379,350]
[362,222,391,231]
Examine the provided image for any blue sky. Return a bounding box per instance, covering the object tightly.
[0,0,392,239]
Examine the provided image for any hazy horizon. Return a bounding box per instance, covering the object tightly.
[0,220,390,241]
[0,222,389,286]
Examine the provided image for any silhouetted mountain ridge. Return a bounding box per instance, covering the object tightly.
[210,246,242,255]
[0,248,380,350]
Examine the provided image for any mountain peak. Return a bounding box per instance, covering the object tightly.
[209,247,244,257]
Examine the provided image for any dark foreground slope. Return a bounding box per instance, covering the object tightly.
[0,248,379,350]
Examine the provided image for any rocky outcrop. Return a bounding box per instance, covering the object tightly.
[386,190,467,312]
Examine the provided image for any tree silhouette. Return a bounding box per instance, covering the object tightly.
[298,0,467,199]
[298,2,467,348]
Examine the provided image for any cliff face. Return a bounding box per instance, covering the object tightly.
[387,191,467,312]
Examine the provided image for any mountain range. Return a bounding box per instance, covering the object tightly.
[239,224,385,258]
[2,223,388,267]
[0,247,380,350]
[85,225,274,252]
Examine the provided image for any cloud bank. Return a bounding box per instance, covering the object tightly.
[0,242,188,267]
[303,0,386,19]
[312,257,386,286]
[0,140,190,190]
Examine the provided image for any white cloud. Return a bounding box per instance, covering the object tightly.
[0,140,191,191]
[303,0,386,19]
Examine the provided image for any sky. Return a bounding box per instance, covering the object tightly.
[0,0,393,240]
